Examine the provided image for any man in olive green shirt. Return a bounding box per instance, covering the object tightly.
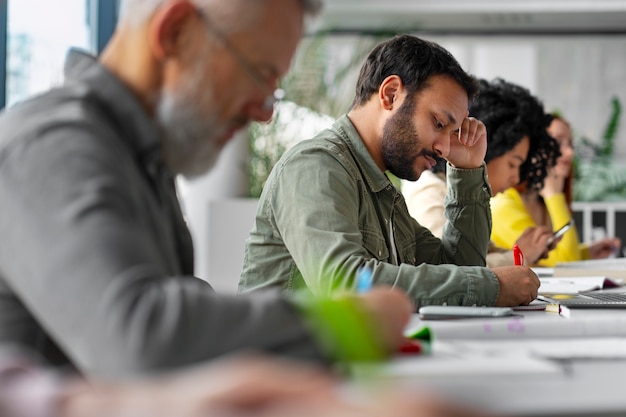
[239,35,539,307]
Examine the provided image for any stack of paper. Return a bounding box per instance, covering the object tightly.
[407,315,626,340]
[554,258,626,280]
[538,276,622,295]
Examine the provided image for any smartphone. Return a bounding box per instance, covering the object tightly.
[418,305,515,320]
[547,220,573,247]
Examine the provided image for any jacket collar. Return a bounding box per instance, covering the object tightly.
[332,114,393,193]
[64,48,163,168]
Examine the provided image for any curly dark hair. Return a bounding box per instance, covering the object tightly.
[469,78,560,191]
[351,34,479,109]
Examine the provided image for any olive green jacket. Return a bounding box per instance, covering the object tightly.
[239,115,500,307]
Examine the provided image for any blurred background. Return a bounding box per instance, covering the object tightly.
[2,0,626,289]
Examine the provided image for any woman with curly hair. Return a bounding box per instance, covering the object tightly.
[403,78,560,266]
[492,114,621,266]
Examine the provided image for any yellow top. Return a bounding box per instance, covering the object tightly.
[490,188,589,267]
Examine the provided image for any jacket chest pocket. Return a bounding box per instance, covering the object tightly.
[361,227,389,261]
[397,238,417,265]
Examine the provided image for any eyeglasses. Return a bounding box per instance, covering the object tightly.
[196,8,285,112]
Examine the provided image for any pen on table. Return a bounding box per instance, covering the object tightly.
[513,244,524,266]
[536,295,553,303]
[356,266,373,293]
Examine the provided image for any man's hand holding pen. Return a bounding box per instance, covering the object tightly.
[491,262,540,306]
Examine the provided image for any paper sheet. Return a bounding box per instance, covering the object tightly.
[539,276,621,294]
[365,354,563,379]
[406,315,626,340]
[435,338,626,360]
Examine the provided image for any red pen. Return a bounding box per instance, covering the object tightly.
[513,244,524,266]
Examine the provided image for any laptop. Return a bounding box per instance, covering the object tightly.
[539,289,626,308]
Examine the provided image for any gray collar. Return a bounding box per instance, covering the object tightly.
[64,48,163,168]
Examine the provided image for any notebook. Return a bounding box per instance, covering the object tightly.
[538,276,622,295]
[538,290,626,308]
[554,258,626,280]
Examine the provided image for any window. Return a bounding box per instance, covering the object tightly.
[6,0,91,107]
[1,0,119,109]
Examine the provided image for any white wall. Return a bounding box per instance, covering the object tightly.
[441,39,538,91]
[431,35,626,159]
[177,131,250,287]
[537,36,626,159]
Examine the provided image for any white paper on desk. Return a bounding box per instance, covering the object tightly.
[539,276,622,294]
[438,338,626,360]
[528,338,626,359]
[373,354,562,379]
[408,315,626,340]
[556,257,626,269]
[531,267,554,277]
[554,258,626,280]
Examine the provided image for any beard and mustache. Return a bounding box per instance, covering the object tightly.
[156,55,248,179]
[381,96,439,182]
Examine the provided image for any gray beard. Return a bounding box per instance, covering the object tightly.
[157,89,223,179]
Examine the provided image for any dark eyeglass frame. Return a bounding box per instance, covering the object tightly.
[196,8,284,111]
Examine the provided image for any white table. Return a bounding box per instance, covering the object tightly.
[379,308,626,417]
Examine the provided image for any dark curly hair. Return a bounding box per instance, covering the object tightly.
[351,34,479,109]
[469,78,560,191]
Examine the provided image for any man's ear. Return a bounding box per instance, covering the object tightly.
[379,75,403,110]
[147,0,198,61]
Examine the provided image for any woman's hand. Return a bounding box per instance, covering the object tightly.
[588,238,621,259]
[515,226,553,265]
[539,168,566,199]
